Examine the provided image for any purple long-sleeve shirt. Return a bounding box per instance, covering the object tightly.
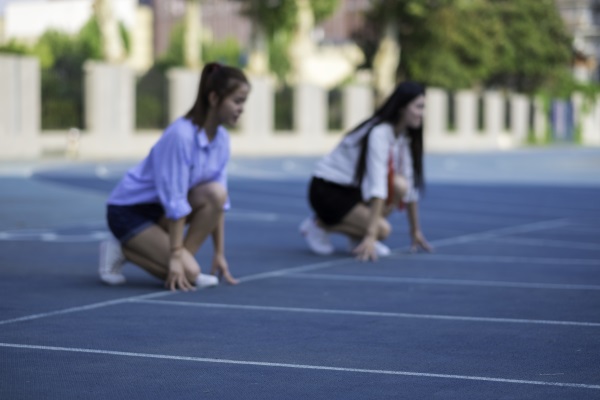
[107,117,230,220]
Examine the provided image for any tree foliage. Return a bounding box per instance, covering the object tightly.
[156,21,185,70]
[365,0,573,93]
[0,39,30,55]
[236,0,339,80]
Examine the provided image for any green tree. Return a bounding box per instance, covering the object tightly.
[202,37,243,67]
[156,21,185,70]
[31,31,86,129]
[486,0,572,92]
[30,15,118,129]
[237,0,340,80]
[364,0,573,93]
[0,39,30,55]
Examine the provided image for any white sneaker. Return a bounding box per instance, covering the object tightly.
[196,273,219,288]
[99,237,126,285]
[348,238,392,257]
[299,217,334,255]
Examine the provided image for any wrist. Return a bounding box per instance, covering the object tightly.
[364,232,377,240]
[171,246,184,257]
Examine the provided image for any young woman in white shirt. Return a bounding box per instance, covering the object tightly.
[300,81,432,261]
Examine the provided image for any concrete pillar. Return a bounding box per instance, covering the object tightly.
[294,83,327,135]
[483,91,503,141]
[574,93,600,146]
[424,87,446,137]
[239,75,274,138]
[533,97,547,144]
[511,94,529,144]
[167,67,200,123]
[0,55,40,158]
[84,61,134,137]
[455,90,477,140]
[342,84,374,131]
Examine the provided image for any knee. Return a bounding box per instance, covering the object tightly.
[206,183,227,209]
[393,175,408,199]
[378,219,392,240]
[185,266,200,284]
[188,182,227,210]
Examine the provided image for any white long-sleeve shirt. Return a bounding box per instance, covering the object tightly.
[313,122,419,203]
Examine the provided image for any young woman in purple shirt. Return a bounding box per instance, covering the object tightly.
[100,63,250,291]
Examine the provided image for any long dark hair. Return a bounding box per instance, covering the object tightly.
[350,81,425,189]
[184,62,249,128]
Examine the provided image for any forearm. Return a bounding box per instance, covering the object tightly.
[168,218,186,252]
[366,198,385,238]
[406,201,421,233]
[212,213,225,256]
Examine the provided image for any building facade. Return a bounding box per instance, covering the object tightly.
[556,0,600,81]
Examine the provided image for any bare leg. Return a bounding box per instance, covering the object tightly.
[325,203,391,240]
[317,174,408,237]
[123,224,200,283]
[182,182,227,254]
[384,175,408,216]
[121,182,227,282]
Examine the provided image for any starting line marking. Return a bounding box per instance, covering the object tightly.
[134,299,600,328]
[283,273,600,291]
[0,343,598,390]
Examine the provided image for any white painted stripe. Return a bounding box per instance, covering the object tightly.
[283,273,600,291]
[0,259,355,326]
[1,342,598,390]
[560,226,600,234]
[0,219,586,327]
[421,210,533,226]
[0,231,109,242]
[0,291,171,326]
[133,299,600,327]
[388,253,600,266]
[238,258,354,283]
[429,219,570,248]
[490,237,600,251]
[227,210,279,222]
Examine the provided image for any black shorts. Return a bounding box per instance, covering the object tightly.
[308,177,363,226]
[106,203,165,244]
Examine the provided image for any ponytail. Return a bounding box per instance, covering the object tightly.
[184,62,249,128]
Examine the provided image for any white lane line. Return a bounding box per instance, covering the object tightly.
[490,237,600,251]
[0,220,584,325]
[133,299,600,327]
[0,259,352,326]
[560,226,600,234]
[388,253,600,266]
[0,291,172,326]
[427,219,570,249]
[0,259,355,326]
[238,258,355,283]
[1,343,598,390]
[282,273,600,291]
[0,210,301,243]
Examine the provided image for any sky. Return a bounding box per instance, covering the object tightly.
[0,0,41,16]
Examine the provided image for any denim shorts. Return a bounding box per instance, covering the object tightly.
[106,203,165,244]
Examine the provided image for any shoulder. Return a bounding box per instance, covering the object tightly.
[163,118,197,145]
[370,122,394,138]
[217,125,230,141]
[368,123,394,147]
[215,126,231,150]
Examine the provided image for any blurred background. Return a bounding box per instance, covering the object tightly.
[0,0,599,159]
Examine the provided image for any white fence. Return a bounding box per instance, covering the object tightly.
[1,55,599,160]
